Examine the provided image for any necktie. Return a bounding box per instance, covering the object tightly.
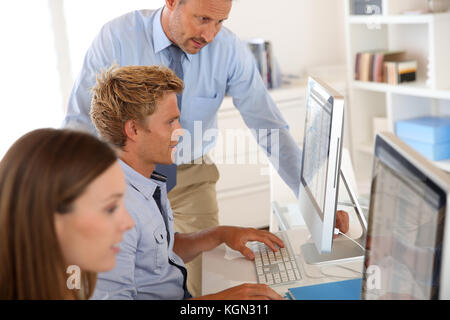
[153,186,170,245]
[155,45,185,192]
[168,44,184,110]
[152,185,191,299]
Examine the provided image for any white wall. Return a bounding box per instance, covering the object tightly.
[224,0,347,77]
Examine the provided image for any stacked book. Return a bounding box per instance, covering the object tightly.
[384,60,417,85]
[355,50,417,84]
[396,116,450,161]
[248,39,280,89]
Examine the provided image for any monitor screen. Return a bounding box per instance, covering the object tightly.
[301,85,333,221]
[362,135,446,300]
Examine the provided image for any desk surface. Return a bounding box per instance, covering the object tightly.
[202,226,364,297]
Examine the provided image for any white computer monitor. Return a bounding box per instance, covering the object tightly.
[298,77,367,265]
[362,132,450,300]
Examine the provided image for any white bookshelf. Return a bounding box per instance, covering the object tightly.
[352,80,450,99]
[348,12,450,24]
[344,0,450,192]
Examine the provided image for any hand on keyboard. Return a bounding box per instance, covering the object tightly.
[251,233,302,286]
[219,226,284,260]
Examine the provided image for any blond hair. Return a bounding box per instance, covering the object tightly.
[90,65,184,148]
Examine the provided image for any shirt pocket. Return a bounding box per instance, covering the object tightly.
[153,224,169,272]
[188,94,223,127]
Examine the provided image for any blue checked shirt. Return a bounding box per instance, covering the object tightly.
[63,7,302,196]
[92,160,190,300]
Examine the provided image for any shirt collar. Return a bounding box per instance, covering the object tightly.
[150,171,168,183]
[119,159,167,200]
[153,6,193,62]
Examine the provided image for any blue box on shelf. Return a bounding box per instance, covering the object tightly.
[395,116,450,144]
[400,137,450,161]
[395,116,450,161]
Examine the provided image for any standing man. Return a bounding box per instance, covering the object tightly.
[64,0,301,296]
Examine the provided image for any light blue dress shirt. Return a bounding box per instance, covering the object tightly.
[92,160,189,300]
[63,7,302,196]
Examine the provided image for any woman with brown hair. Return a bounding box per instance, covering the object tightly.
[0,128,134,299]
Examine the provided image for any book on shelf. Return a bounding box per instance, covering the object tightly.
[398,60,417,83]
[355,50,417,85]
[384,60,417,85]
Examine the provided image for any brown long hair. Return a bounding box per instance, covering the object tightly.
[0,128,118,299]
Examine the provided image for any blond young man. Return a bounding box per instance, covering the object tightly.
[90,65,285,300]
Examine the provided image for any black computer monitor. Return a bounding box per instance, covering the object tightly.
[362,132,450,299]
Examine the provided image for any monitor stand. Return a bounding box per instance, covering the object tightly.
[301,169,368,265]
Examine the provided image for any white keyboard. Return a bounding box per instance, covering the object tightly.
[250,233,302,286]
